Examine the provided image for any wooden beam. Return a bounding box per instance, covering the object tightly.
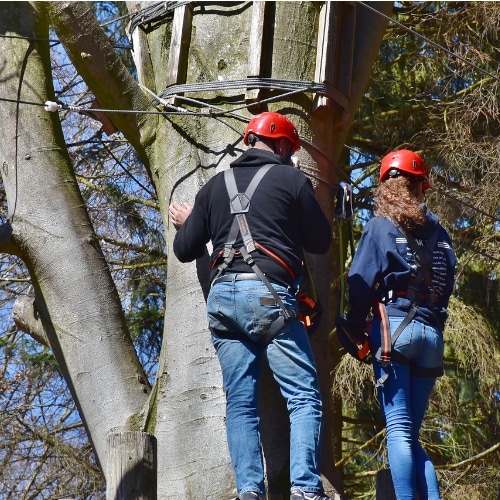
[166,4,193,105]
[336,2,356,118]
[129,25,156,93]
[314,1,354,118]
[246,1,267,105]
[314,1,335,111]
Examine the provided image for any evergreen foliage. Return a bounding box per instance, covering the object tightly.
[338,2,500,498]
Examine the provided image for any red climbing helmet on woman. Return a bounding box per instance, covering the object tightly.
[379,149,430,191]
[243,111,301,152]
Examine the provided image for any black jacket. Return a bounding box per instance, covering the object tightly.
[173,149,332,285]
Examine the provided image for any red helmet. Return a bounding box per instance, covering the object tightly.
[243,112,300,152]
[379,150,430,191]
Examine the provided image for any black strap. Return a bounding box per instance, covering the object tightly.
[390,219,439,308]
[213,165,275,280]
[225,164,274,254]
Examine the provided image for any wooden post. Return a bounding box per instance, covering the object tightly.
[246,1,267,105]
[106,431,157,500]
[313,2,352,118]
[165,4,193,106]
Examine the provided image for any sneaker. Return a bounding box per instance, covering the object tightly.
[290,486,332,500]
[239,492,266,500]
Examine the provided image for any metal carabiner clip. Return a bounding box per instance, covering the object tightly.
[335,182,354,220]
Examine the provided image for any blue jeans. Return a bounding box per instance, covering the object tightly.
[371,317,443,500]
[207,276,324,497]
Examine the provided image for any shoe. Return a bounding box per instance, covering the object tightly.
[290,486,332,500]
[239,492,266,500]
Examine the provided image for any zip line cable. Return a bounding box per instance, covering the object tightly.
[437,188,500,225]
[0,33,130,50]
[343,144,500,228]
[0,33,60,44]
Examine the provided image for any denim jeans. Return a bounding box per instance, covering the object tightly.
[371,317,443,500]
[207,276,324,497]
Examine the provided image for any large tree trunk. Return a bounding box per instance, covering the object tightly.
[125,2,391,498]
[0,1,150,471]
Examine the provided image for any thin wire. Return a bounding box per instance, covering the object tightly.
[0,33,130,50]
[0,4,496,231]
[0,33,60,44]
[437,188,500,224]
[358,1,500,84]
[98,137,156,198]
[460,243,500,264]
[0,96,47,108]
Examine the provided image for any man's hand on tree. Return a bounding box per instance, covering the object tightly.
[169,202,193,229]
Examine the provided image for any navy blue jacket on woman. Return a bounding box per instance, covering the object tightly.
[345,210,456,336]
[173,148,332,286]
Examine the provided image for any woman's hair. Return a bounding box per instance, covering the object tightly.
[374,175,427,231]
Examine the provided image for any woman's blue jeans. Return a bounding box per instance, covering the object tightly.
[207,276,324,497]
[371,317,443,500]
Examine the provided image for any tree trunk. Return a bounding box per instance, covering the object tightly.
[0,1,150,472]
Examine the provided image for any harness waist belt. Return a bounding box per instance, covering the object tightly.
[394,291,435,302]
[213,273,260,284]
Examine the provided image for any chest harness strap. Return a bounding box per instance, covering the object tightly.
[375,221,440,387]
[212,165,297,346]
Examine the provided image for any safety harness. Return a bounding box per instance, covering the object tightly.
[211,165,299,346]
[374,218,441,386]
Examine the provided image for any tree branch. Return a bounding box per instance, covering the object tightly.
[0,222,20,255]
[436,441,500,470]
[45,2,153,168]
[13,295,49,346]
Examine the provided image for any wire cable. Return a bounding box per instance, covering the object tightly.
[358,1,500,84]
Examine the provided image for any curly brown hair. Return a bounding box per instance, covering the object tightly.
[374,175,427,232]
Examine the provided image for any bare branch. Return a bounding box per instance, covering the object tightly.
[13,295,48,347]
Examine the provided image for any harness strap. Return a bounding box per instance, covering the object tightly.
[239,246,296,347]
[390,219,439,309]
[215,165,297,346]
[375,302,418,387]
[213,165,275,280]
[225,165,273,253]
[375,220,441,386]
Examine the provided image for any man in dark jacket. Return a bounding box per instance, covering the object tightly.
[169,112,332,500]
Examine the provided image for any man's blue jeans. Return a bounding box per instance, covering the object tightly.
[371,317,443,500]
[207,276,324,497]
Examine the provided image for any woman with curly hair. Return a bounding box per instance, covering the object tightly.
[340,150,456,500]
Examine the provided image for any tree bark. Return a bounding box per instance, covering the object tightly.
[0,1,150,471]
